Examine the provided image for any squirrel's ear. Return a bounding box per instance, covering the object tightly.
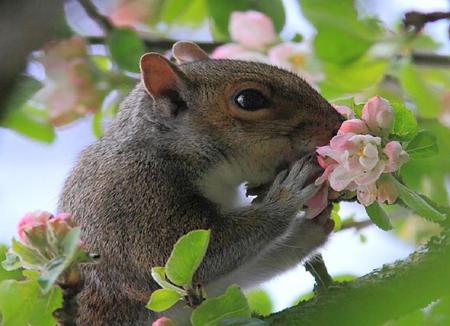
[172,41,209,64]
[139,53,186,99]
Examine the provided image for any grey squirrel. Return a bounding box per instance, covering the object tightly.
[58,41,343,325]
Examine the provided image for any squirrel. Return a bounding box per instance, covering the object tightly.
[58,41,343,325]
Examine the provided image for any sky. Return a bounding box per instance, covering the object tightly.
[0,0,448,311]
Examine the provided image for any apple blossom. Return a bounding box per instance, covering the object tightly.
[17,211,52,243]
[377,175,399,204]
[314,98,409,207]
[361,96,394,134]
[229,11,277,50]
[383,141,409,173]
[36,37,101,126]
[211,43,270,63]
[333,105,355,120]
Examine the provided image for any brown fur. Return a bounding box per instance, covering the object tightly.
[59,46,342,325]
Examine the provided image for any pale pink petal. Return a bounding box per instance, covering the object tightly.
[357,183,378,206]
[355,161,385,186]
[329,165,355,191]
[333,105,355,120]
[315,165,336,185]
[211,44,246,59]
[152,317,176,326]
[305,184,329,219]
[361,96,393,134]
[383,141,409,172]
[330,133,357,152]
[377,175,399,204]
[337,119,369,135]
[359,143,379,170]
[229,11,276,50]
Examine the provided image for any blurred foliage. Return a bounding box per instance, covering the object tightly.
[0,0,449,324]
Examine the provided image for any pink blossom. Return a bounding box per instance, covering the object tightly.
[152,317,176,326]
[268,42,306,71]
[383,141,409,173]
[361,96,394,134]
[211,44,269,63]
[106,0,152,28]
[305,184,329,219]
[229,11,276,50]
[377,175,399,204]
[333,105,355,120]
[17,211,52,243]
[337,119,369,135]
[36,37,100,126]
[357,183,378,206]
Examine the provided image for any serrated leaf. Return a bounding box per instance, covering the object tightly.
[390,103,418,141]
[246,289,273,316]
[0,246,22,280]
[0,270,62,326]
[191,285,250,326]
[165,230,210,287]
[146,288,181,312]
[406,130,438,159]
[107,28,145,73]
[392,177,446,222]
[365,202,393,231]
[10,239,47,269]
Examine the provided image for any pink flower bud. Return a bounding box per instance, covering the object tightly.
[383,141,409,173]
[152,317,176,326]
[333,105,355,120]
[229,11,276,50]
[377,175,399,204]
[305,184,329,219]
[337,119,369,135]
[361,96,393,134]
[17,211,52,243]
[211,44,246,59]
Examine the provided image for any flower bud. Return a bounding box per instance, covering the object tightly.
[361,96,393,134]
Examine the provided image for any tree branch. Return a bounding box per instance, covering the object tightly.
[403,11,450,33]
[304,254,333,293]
[78,0,113,33]
[266,228,450,325]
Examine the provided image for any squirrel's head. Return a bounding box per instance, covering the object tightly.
[139,42,343,189]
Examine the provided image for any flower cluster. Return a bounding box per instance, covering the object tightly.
[36,36,101,126]
[212,11,321,85]
[315,97,409,206]
[17,210,80,256]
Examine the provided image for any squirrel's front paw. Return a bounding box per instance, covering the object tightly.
[265,155,321,210]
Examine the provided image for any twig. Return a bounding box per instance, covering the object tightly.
[339,219,373,231]
[403,11,450,33]
[53,268,84,326]
[304,254,333,293]
[78,0,113,33]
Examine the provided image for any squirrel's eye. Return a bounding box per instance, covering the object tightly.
[234,89,269,111]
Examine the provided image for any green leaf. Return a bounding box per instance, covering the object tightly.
[2,104,55,143]
[146,288,181,312]
[390,103,418,141]
[107,28,145,73]
[0,246,22,281]
[299,0,381,64]
[38,228,83,293]
[399,63,440,118]
[0,270,62,326]
[331,203,342,231]
[151,267,186,295]
[165,230,210,287]
[365,202,393,231]
[207,0,285,41]
[191,285,251,326]
[333,274,356,283]
[292,290,314,306]
[219,317,267,325]
[320,58,386,98]
[10,239,47,269]
[406,130,438,159]
[246,289,273,316]
[291,32,304,43]
[392,177,447,222]
[160,0,207,26]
